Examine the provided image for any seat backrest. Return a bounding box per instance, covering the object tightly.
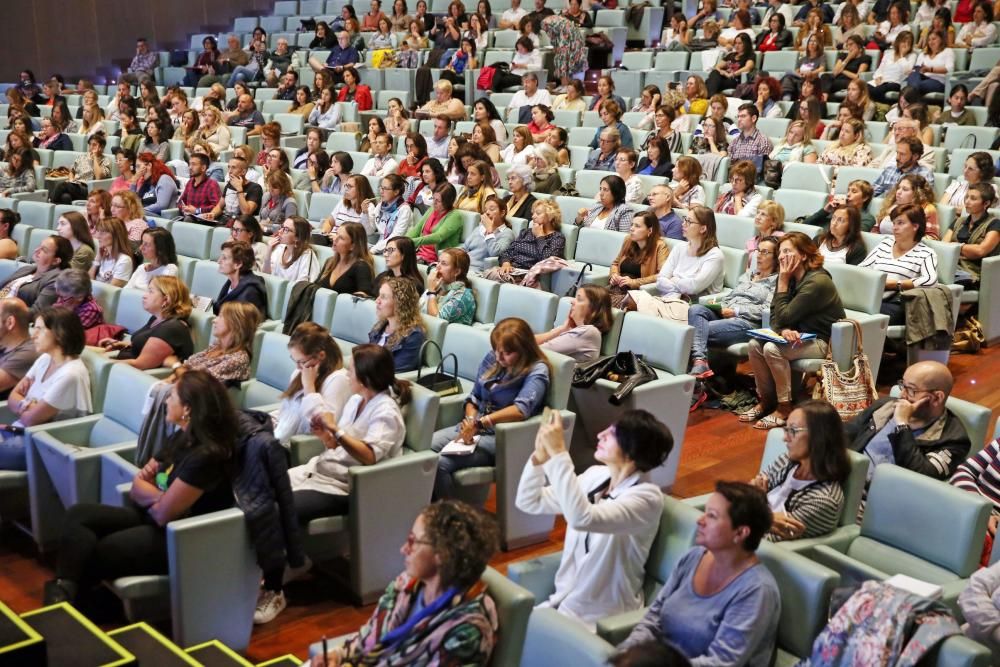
[100,364,159,437]
[617,312,693,376]
[824,263,885,315]
[441,324,493,381]
[481,567,534,667]
[493,285,558,334]
[310,286,338,329]
[719,246,748,289]
[188,309,215,353]
[251,331,295,392]
[714,213,755,250]
[114,288,150,333]
[757,542,839,659]
[573,227,625,268]
[402,383,440,452]
[260,272,290,322]
[91,281,121,323]
[923,238,960,285]
[190,260,226,300]
[862,464,990,577]
[643,495,701,600]
[171,221,212,259]
[17,201,54,230]
[468,274,499,324]
[329,293,378,345]
[542,350,575,411]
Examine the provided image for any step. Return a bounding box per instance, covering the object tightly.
[19,602,136,666]
[107,623,201,666]
[256,657,301,666]
[185,640,254,667]
[0,601,45,667]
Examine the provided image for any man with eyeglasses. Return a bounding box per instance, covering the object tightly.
[845,360,970,488]
[648,185,684,240]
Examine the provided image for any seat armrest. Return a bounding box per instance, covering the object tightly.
[26,416,103,445]
[289,435,323,467]
[808,544,889,586]
[506,552,564,602]
[595,607,648,646]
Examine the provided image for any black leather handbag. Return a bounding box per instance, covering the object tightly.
[572,351,659,405]
[415,341,463,397]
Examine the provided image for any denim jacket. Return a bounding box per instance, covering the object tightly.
[368,322,426,373]
[467,351,549,429]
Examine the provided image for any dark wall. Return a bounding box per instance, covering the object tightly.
[0,0,276,82]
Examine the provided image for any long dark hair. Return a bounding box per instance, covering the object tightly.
[385,236,423,286]
[143,227,178,267]
[351,343,412,406]
[817,205,863,256]
[795,400,851,484]
[624,211,662,265]
[169,369,238,465]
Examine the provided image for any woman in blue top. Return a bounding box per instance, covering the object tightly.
[368,277,426,373]
[431,318,551,500]
[439,38,477,87]
[619,481,781,667]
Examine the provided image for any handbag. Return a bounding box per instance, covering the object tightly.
[564,262,593,297]
[415,341,463,397]
[476,66,497,91]
[571,351,658,405]
[951,315,985,354]
[811,319,877,421]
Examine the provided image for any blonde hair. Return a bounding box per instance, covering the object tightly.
[216,301,262,356]
[199,105,223,130]
[756,201,786,234]
[532,199,562,231]
[150,276,193,320]
[376,277,425,347]
[113,190,144,221]
[532,142,558,175]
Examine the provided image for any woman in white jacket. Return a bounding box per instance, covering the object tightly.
[272,322,353,446]
[867,32,916,103]
[516,408,673,630]
[307,87,342,130]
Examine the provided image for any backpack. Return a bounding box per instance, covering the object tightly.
[476,66,497,91]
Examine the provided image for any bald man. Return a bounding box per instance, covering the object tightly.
[846,361,971,484]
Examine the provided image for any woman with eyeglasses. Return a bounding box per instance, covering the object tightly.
[397,132,428,180]
[743,233,845,430]
[229,215,268,272]
[321,175,375,237]
[307,500,499,666]
[214,240,268,317]
[714,160,763,218]
[516,408,673,629]
[374,236,425,295]
[265,216,320,284]
[687,236,779,381]
[749,400,851,542]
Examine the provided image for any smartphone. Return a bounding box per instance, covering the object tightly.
[0,424,25,435]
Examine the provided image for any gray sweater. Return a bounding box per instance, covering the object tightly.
[959,560,1000,651]
[462,225,515,271]
[620,546,780,666]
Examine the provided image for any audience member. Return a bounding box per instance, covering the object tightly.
[516,408,673,628]
[121,38,157,85]
[368,277,426,371]
[619,481,780,666]
[408,183,463,264]
[816,206,867,266]
[462,196,514,272]
[504,73,551,123]
[483,200,565,286]
[425,248,477,325]
[266,216,320,283]
[90,217,134,287]
[56,212,97,272]
[213,240,268,317]
[536,285,612,364]
[126,227,179,290]
[431,318,551,499]
[0,299,38,400]
[576,175,633,232]
[103,276,194,370]
[0,236,73,313]
[178,154,223,220]
[419,80,467,121]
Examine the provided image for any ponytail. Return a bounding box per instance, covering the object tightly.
[393,378,412,407]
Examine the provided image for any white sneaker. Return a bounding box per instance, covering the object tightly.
[254,589,287,624]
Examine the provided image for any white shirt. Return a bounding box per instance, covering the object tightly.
[287,391,406,495]
[500,144,535,167]
[943,179,969,210]
[500,6,527,26]
[92,253,134,284]
[873,51,917,86]
[16,355,92,427]
[915,49,954,84]
[766,470,814,515]
[124,263,179,291]
[273,368,352,444]
[360,154,399,178]
[506,88,553,121]
[515,453,664,629]
[308,103,342,130]
[818,243,850,265]
[656,243,725,298]
[266,244,320,283]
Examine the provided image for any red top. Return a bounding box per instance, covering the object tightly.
[338,84,374,111]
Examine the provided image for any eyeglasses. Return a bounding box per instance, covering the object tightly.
[280,226,295,233]
[782,425,808,438]
[293,355,315,369]
[757,249,775,255]
[895,380,935,397]
[404,533,433,549]
[232,226,247,235]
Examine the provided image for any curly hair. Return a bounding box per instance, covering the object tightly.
[377,277,425,348]
[420,500,499,590]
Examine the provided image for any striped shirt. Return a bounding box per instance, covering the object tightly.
[951,440,1000,512]
[858,237,938,298]
[762,454,845,542]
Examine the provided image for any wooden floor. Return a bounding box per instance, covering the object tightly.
[2,349,999,663]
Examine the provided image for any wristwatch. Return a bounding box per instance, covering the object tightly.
[335,428,346,440]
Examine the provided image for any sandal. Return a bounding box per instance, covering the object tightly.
[738,405,771,423]
[753,413,787,430]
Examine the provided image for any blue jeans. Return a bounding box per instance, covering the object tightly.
[431,425,496,500]
[0,433,27,471]
[227,65,259,86]
[688,304,754,360]
[905,71,945,95]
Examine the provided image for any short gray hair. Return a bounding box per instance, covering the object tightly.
[55,268,92,300]
[508,164,535,191]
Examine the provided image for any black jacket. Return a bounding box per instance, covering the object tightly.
[214,272,268,318]
[232,410,305,573]
[846,397,972,480]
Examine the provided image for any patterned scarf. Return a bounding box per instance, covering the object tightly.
[377,197,403,240]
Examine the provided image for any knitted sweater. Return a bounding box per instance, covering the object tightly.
[761,453,845,542]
